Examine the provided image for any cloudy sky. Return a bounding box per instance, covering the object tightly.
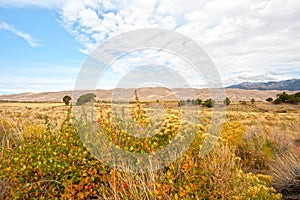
[0,0,300,94]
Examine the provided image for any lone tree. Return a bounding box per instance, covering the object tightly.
[224,97,231,106]
[76,93,96,105]
[63,95,72,106]
[251,98,255,104]
[266,97,273,102]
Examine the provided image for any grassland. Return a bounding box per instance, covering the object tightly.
[0,100,299,199]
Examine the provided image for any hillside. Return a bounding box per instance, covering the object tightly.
[227,79,300,91]
[0,88,298,102]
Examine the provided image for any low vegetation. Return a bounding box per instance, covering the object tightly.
[76,93,96,105]
[0,97,299,199]
[270,92,300,105]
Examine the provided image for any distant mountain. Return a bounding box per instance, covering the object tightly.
[227,79,300,91]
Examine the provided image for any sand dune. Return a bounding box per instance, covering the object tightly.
[1,88,298,102]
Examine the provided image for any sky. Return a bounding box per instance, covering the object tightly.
[0,0,300,94]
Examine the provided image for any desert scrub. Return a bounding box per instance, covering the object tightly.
[0,117,21,150]
[237,127,276,173]
[0,108,111,199]
[220,121,245,146]
[270,148,300,200]
[199,143,281,199]
[0,105,282,199]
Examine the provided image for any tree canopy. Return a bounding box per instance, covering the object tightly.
[63,95,72,106]
[76,93,96,105]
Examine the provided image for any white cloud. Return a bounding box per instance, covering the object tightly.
[1,0,300,86]
[55,1,300,82]
[0,21,42,47]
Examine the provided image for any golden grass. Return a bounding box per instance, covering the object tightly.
[0,101,299,199]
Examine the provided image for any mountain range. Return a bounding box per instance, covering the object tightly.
[227,79,300,91]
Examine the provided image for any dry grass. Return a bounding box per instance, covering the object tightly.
[270,148,300,199]
[0,101,299,199]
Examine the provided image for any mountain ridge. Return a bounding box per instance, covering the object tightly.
[227,79,300,91]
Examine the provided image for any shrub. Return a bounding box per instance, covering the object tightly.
[237,129,275,173]
[224,97,231,105]
[196,98,202,105]
[0,104,282,199]
[251,98,255,104]
[241,101,247,105]
[178,100,185,107]
[277,92,290,102]
[76,93,95,105]
[273,92,300,104]
[273,98,283,104]
[270,149,300,199]
[266,97,273,102]
[203,99,215,108]
[191,99,202,105]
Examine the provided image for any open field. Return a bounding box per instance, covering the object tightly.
[0,101,299,199]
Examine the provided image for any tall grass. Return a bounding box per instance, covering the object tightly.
[1,102,296,199]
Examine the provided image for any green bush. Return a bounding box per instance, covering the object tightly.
[76,93,95,105]
[273,98,283,104]
[0,108,110,198]
[178,100,186,106]
[203,99,215,108]
[224,97,231,105]
[266,97,273,102]
[273,92,300,104]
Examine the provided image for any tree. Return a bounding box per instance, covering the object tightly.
[273,98,282,104]
[277,92,291,102]
[63,95,72,106]
[266,97,273,102]
[186,99,192,104]
[196,99,202,105]
[76,93,96,105]
[203,99,215,108]
[178,100,186,107]
[251,98,255,104]
[178,100,185,106]
[289,96,300,104]
[192,98,202,105]
[273,92,300,104]
[224,97,231,106]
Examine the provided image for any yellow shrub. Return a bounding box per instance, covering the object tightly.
[221,121,246,146]
[22,124,49,140]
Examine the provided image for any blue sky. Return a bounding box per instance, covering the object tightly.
[0,7,85,94]
[0,0,300,94]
